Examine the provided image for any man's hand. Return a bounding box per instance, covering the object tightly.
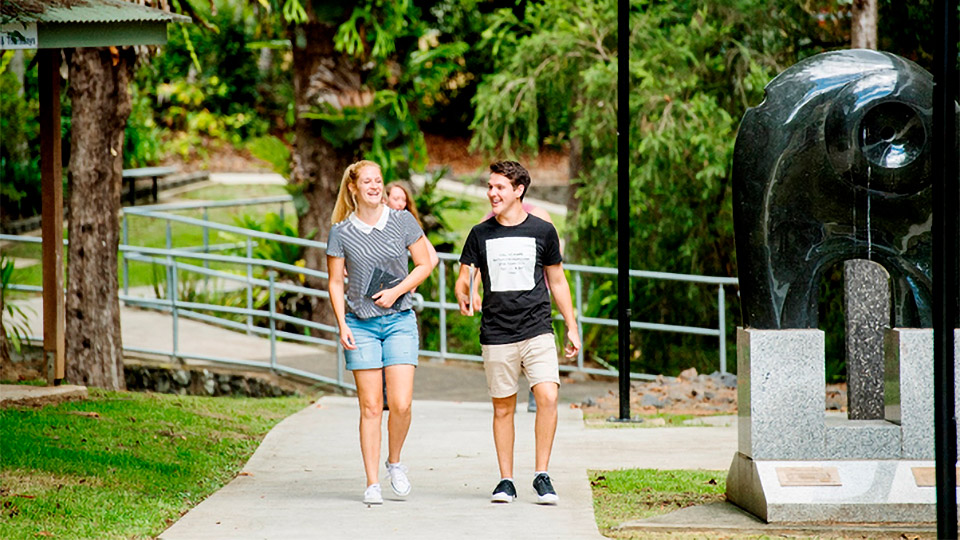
[457,291,474,316]
[563,328,581,358]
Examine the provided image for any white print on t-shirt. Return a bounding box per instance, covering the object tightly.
[486,237,536,292]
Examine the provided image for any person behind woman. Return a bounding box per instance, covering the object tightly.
[327,161,436,505]
[384,181,439,268]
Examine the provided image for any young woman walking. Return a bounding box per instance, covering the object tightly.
[384,180,439,268]
[327,161,435,505]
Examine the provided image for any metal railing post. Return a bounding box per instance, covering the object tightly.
[122,213,129,295]
[168,263,179,361]
[718,284,727,373]
[246,238,254,334]
[438,260,447,361]
[575,271,584,370]
[268,271,277,371]
[202,206,210,274]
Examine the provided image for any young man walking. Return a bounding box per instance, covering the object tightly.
[455,161,581,505]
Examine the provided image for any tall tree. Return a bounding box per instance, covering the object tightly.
[286,6,364,325]
[851,0,878,49]
[64,47,137,389]
[281,0,465,326]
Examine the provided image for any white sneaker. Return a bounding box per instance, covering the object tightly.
[385,461,411,497]
[363,483,383,505]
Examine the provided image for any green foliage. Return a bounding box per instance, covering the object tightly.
[229,211,304,268]
[299,1,469,181]
[246,135,292,177]
[0,389,309,539]
[469,0,612,155]
[123,81,165,168]
[1,255,34,354]
[0,51,42,222]
[412,166,471,249]
[469,0,829,375]
[126,0,287,166]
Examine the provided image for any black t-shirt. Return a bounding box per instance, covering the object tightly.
[459,214,563,345]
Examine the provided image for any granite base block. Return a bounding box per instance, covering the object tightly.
[823,417,901,460]
[726,452,944,524]
[738,328,825,460]
[884,328,932,459]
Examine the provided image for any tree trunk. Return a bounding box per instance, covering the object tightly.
[64,47,135,389]
[0,314,12,379]
[851,0,878,49]
[289,22,367,328]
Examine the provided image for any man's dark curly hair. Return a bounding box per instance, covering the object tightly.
[490,161,531,201]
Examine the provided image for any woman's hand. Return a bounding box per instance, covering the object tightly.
[340,324,357,350]
[372,287,402,309]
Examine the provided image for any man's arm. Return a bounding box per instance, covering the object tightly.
[455,263,476,316]
[545,263,581,358]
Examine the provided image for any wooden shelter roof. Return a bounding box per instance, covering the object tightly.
[1,0,189,49]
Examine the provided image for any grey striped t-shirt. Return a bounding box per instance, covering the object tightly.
[326,206,424,319]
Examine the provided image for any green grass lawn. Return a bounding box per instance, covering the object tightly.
[590,468,726,538]
[0,389,311,539]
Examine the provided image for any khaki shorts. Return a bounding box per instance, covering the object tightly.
[481,333,561,398]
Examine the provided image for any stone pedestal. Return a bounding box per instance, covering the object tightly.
[726,327,960,524]
[844,260,889,420]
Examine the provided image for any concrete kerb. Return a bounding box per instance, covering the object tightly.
[0,384,88,407]
[618,501,936,537]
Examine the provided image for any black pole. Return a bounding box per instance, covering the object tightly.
[933,0,959,536]
[617,0,630,421]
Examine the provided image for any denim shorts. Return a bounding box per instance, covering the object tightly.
[343,310,419,371]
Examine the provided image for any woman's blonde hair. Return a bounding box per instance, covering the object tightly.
[385,181,423,227]
[331,160,381,224]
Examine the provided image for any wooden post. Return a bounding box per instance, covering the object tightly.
[38,49,65,385]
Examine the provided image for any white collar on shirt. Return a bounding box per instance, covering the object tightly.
[348,205,390,234]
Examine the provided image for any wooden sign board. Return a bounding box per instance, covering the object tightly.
[776,466,842,487]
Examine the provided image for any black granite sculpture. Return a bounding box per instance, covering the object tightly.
[733,49,948,329]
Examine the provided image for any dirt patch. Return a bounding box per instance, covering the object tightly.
[0,469,102,495]
[578,367,849,418]
[424,133,570,184]
[159,137,275,173]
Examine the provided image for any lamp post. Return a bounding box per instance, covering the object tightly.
[616,0,631,421]
[932,0,959,536]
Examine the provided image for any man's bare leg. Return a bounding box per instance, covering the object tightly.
[491,394,517,479]
[532,382,559,472]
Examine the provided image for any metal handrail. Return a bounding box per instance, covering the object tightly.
[4,196,739,388]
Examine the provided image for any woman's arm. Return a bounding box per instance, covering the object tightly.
[327,255,356,349]
[371,235,436,308]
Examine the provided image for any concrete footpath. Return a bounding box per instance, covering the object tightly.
[159,396,738,540]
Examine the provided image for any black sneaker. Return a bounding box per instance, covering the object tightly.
[533,473,558,505]
[491,479,517,503]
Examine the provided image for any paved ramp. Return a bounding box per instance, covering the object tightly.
[158,396,737,540]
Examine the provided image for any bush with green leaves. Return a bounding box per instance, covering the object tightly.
[1,51,43,223]
[467,0,823,376]
[1,255,34,356]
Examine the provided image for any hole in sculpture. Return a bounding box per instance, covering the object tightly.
[818,264,847,413]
